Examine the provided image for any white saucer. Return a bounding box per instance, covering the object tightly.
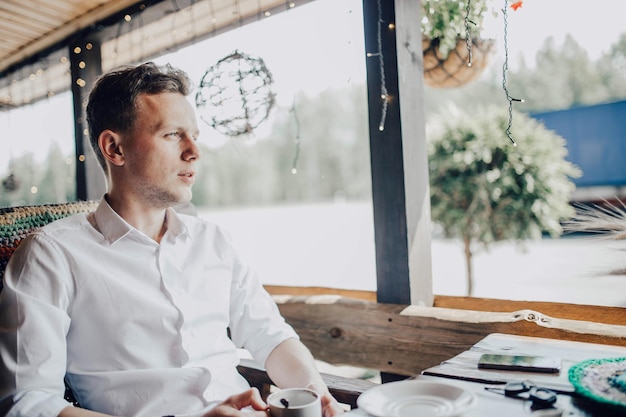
[356,380,477,417]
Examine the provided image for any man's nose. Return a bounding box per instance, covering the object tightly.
[183,137,201,161]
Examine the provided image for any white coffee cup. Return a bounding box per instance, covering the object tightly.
[267,388,322,417]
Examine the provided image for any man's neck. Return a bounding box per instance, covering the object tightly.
[104,194,169,242]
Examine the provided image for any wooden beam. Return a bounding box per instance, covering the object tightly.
[362,0,409,305]
[265,285,377,302]
[265,285,626,326]
[269,293,626,376]
[0,0,144,74]
[361,0,432,306]
[69,40,106,201]
[433,295,626,326]
[393,0,433,306]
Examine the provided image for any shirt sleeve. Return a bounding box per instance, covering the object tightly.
[0,234,73,417]
[225,240,298,367]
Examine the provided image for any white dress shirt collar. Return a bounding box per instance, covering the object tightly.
[94,197,190,245]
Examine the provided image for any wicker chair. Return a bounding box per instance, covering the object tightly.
[0,201,371,410]
[0,201,100,290]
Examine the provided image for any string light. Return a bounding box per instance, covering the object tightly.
[184,0,197,44]
[366,0,389,132]
[0,18,57,105]
[501,0,523,146]
[207,0,217,31]
[41,58,54,98]
[135,13,146,63]
[289,97,301,175]
[3,0,309,109]
[279,0,300,173]
[169,0,183,51]
[2,0,307,109]
[111,16,125,64]
[256,0,262,20]
[21,68,31,104]
[464,0,475,67]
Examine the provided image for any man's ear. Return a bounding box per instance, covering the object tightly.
[99,130,125,166]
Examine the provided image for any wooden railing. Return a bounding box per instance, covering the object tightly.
[266,286,626,377]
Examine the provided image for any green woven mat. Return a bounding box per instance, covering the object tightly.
[568,357,626,408]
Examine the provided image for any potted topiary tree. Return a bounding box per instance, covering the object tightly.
[421,0,496,88]
[427,105,581,295]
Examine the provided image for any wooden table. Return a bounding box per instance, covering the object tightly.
[345,333,626,416]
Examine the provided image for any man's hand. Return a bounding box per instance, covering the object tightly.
[202,388,268,417]
[306,383,344,417]
[320,392,345,417]
[265,339,345,417]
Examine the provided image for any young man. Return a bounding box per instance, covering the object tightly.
[0,63,343,417]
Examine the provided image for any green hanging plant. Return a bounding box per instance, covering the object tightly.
[421,0,491,59]
[420,0,497,88]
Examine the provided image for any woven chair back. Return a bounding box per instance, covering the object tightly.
[0,201,99,289]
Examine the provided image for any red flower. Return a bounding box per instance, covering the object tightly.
[510,1,523,11]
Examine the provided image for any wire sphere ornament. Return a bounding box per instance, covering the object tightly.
[195,50,275,136]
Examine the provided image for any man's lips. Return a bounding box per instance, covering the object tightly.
[179,171,195,182]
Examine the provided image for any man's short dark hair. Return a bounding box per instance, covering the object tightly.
[86,62,192,171]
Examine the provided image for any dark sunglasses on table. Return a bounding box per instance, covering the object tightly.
[485,381,558,408]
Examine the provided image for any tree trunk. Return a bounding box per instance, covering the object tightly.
[463,237,474,296]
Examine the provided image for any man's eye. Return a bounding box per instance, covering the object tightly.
[166,132,180,138]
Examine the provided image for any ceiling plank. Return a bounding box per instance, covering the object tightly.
[0,0,143,74]
[0,0,313,107]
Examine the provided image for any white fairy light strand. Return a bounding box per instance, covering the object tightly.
[42,59,54,98]
[289,97,301,174]
[187,0,198,44]
[233,0,244,26]
[501,0,523,146]
[376,0,388,132]
[464,0,474,67]
[366,0,388,132]
[207,0,217,32]
[169,0,181,49]
[137,13,145,63]
[284,1,299,174]
[111,18,125,66]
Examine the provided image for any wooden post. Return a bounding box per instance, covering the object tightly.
[362,0,433,306]
[69,39,106,201]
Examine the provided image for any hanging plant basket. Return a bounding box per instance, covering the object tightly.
[422,37,495,89]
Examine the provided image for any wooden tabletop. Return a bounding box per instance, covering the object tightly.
[345,333,626,416]
[424,333,625,386]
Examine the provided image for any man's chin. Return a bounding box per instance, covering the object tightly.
[170,192,195,212]
[172,201,197,215]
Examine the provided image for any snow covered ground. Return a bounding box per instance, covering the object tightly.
[200,202,626,308]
